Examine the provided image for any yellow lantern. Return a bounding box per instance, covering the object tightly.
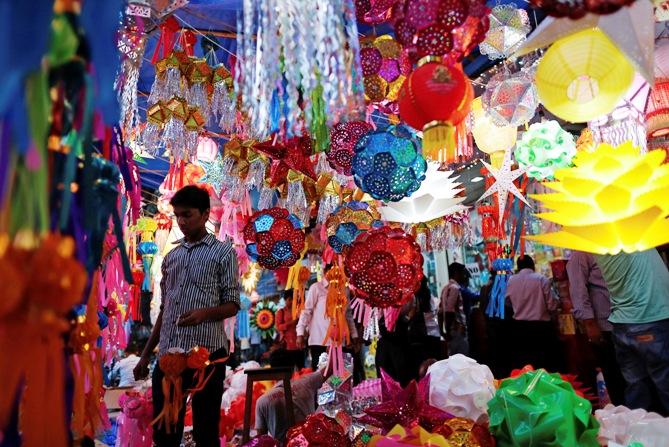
[535,28,634,124]
[526,142,669,255]
[471,97,517,169]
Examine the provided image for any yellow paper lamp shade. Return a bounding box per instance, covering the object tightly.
[535,28,635,124]
[526,141,669,255]
[471,97,517,154]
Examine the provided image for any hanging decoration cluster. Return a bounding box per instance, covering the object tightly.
[527,142,669,255]
[143,20,235,158]
[239,0,365,148]
[482,69,539,127]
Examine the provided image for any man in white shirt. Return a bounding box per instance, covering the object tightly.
[110,343,142,387]
[296,265,359,371]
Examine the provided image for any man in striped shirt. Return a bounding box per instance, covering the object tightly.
[134,185,240,447]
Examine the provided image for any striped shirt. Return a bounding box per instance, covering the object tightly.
[159,233,240,356]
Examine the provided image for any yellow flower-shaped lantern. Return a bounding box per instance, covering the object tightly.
[526,142,669,254]
[535,28,634,123]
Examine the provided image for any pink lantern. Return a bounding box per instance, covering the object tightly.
[196,136,219,162]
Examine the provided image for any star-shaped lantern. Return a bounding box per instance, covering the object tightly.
[363,370,451,432]
[198,154,227,196]
[254,136,317,188]
[478,150,530,220]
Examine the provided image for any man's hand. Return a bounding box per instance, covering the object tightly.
[584,319,603,343]
[296,335,306,349]
[177,309,209,326]
[133,356,151,381]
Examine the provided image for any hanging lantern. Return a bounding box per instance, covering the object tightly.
[527,142,669,255]
[470,97,517,169]
[243,207,306,270]
[344,226,424,309]
[327,121,374,175]
[398,62,473,163]
[351,125,427,202]
[325,201,382,254]
[361,35,411,113]
[645,79,669,138]
[529,0,635,19]
[482,69,538,127]
[514,120,577,180]
[535,29,634,124]
[393,0,490,64]
[479,5,531,60]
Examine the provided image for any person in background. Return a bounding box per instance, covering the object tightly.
[275,290,305,371]
[439,263,469,356]
[133,185,240,447]
[255,351,332,443]
[296,265,360,371]
[566,250,625,405]
[376,299,414,386]
[409,278,443,373]
[594,249,669,415]
[109,342,142,387]
[505,255,562,372]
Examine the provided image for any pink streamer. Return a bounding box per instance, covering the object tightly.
[383,307,401,333]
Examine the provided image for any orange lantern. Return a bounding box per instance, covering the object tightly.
[398,61,473,163]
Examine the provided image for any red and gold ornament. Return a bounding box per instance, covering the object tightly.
[243,207,306,270]
[285,413,351,447]
[328,121,374,175]
[398,61,473,164]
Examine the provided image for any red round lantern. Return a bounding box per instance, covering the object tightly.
[345,226,424,308]
[530,0,634,20]
[327,121,374,175]
[398,61,473,163]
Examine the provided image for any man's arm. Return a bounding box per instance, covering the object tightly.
[566,255,595,320]
[566,254,601,340]
[254,394,269,435]
[542,276,559,313]
[134,309,162,380]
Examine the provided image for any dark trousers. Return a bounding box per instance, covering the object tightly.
[510,320,563,373]
[612,319,669,415]
[152,348,228,447]
[309,345,327,371]
[592,331,626,406]
[287,349,306,370]
[375,337,412,387]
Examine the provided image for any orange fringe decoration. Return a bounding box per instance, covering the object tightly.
[69,272,106,440]
[322,265,350,375]
[152,352,188,433]
[0,235,87,447]
[291,266,311,320]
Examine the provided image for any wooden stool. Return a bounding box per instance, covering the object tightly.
[242,367,295,444]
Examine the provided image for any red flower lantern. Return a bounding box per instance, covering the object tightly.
[398,61,473,163]
[345,226,423,308]
[327,121,374,175]
[393,0,490,64]
[529,0,634,19]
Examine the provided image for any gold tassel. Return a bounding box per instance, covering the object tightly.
[422,121,456,164]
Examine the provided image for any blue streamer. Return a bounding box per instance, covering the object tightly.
[485,258,514,319]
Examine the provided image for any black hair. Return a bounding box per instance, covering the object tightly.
[517,255,535,271]
[269,348,294,368]
[170,185,210,213]
[283,289,293,300]
[448,262,467,279]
